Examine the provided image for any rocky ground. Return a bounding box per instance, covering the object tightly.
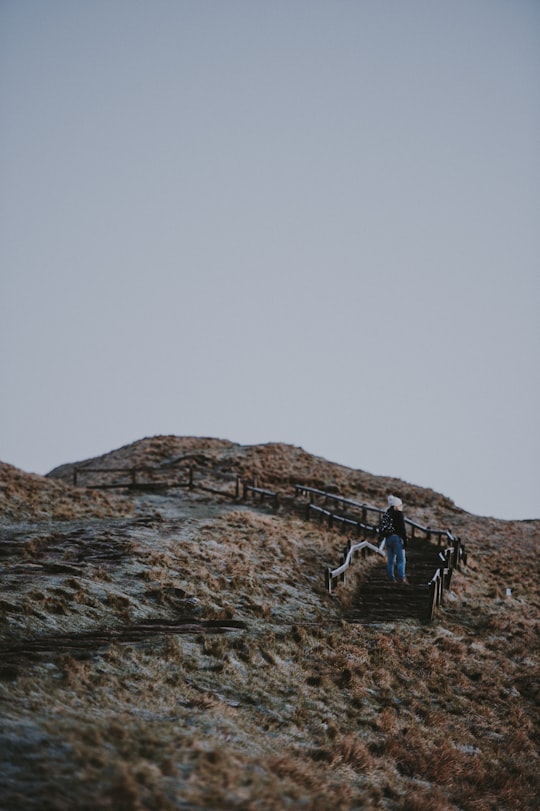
[0,436,538,810]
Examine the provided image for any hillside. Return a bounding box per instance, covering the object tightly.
[1,436,538,810]
[0,461,134,522]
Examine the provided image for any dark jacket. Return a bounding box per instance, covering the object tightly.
[388,506,408,546]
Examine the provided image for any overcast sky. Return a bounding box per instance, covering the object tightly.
[1,1,539,521]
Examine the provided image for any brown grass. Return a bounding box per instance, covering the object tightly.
[0,461,133,521]
[1,437,539,810]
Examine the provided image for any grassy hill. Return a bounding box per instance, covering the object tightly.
[1,436,538,810]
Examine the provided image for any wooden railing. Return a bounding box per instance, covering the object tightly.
[417,543,461,622]
[303,501,377,536]
[242,481,280,507]
[294,485,466,620]
[72,465,194,490]
[325,536,386,595]
[71,465,280,505]
[295,484,460,547]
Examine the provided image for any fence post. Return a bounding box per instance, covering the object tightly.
[438,565,447,601]
[428,580,437,622]
[444,567,453,591]
[325,568,332,594]
[452,538,461,568]
[443,551,452,593]
[73,468,78,486]
[188,465,194,489]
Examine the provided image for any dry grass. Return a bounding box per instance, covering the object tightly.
[0,461,133,521]
[1,437,539,810]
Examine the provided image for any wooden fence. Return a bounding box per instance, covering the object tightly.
[295,484,459,547]
[71,464,280,504]
[72,465,194,490]
[324,536,386,594]
[71,467,466,621]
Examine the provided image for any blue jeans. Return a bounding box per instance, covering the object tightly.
[385,534,406,581]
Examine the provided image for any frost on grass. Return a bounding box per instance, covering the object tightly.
[0,438,538,810]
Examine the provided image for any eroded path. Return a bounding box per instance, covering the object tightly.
[0,490,257,666]
[0,487,338,677]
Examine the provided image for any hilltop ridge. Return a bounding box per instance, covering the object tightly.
[1,436,539,810]
[46,434,462,517]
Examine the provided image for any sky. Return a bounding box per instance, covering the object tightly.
[1,1,539,521]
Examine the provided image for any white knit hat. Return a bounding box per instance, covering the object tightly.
[387,495,403,509]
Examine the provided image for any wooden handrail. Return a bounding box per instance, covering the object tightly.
[242,482,279,507]
[295,484,456,543]
[73,464,194,489]
[306,503,375,535]
[325,537,386,595]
